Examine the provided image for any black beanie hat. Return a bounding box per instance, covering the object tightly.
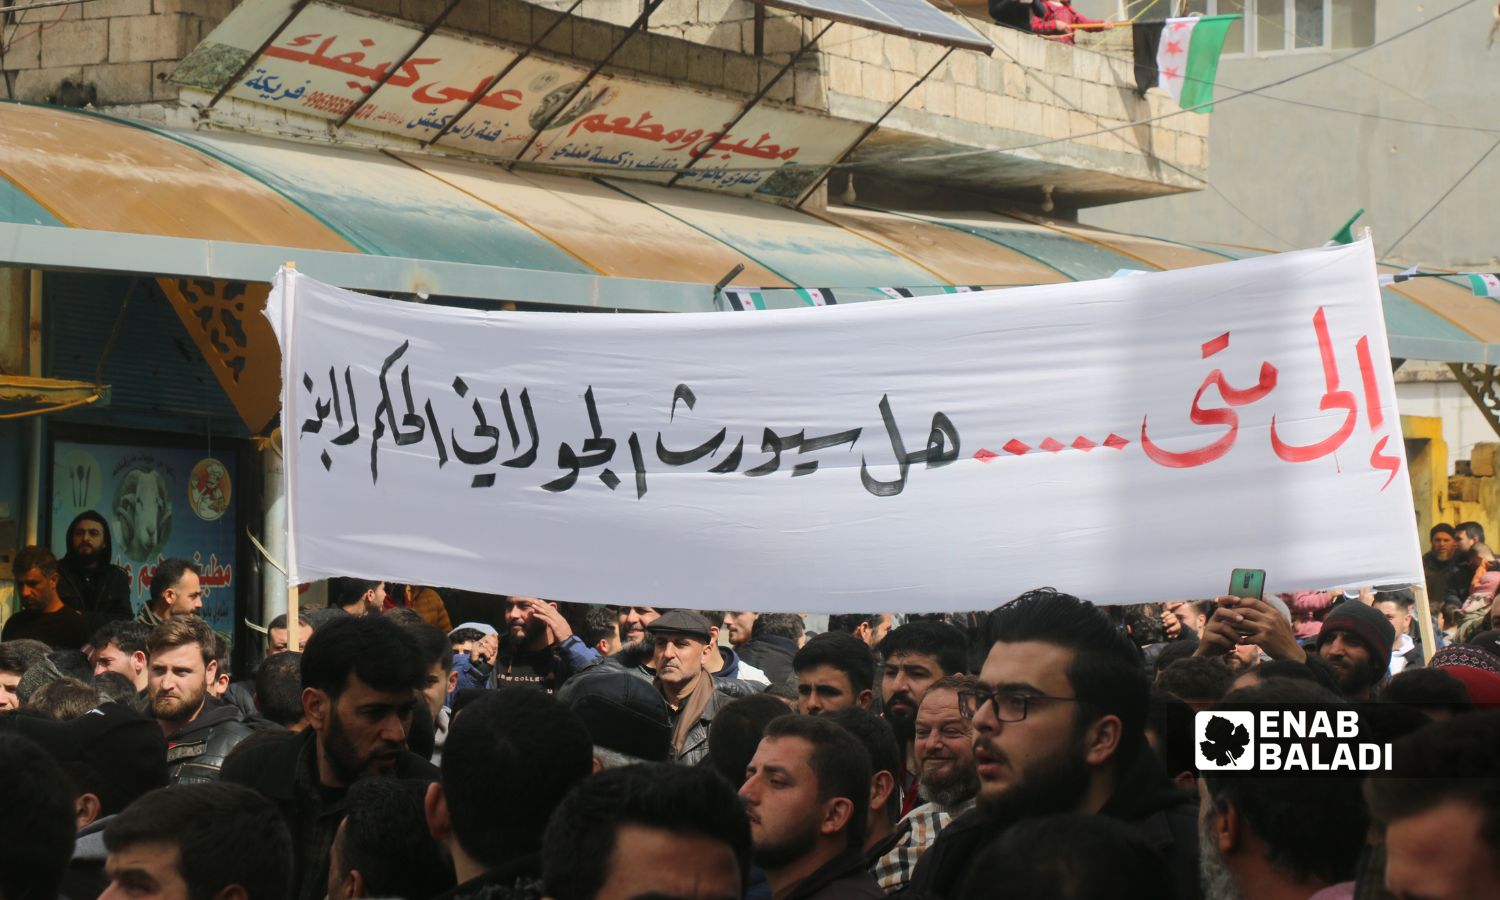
[1318,601,1396,663]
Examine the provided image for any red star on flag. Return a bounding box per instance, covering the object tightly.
[1165,40,1183,54]
[1170,20,1189,30]
[1162,66,1181,80]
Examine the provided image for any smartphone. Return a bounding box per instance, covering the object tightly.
[1228,568,1266,600]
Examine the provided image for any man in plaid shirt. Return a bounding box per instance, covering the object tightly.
[873,676,981,891]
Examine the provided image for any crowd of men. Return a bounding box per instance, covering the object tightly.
[1,511,1499,899]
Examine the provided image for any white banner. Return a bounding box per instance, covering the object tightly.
[268,240,1424,611]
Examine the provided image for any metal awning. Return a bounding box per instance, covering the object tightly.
[2,100,1497,366]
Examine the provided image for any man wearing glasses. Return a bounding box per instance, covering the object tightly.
[906,589,1200,900]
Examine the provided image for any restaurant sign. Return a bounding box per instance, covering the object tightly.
[173,0,863,197]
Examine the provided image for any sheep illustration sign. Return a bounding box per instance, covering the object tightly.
[49,438,240,636]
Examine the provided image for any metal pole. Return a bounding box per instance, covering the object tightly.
[793,47,954,208]
[667,20,833,187]
[22,269,42,545]
[420,0,590,148]
[281,261,300,653]
[334,0,468,131]
[506,0,665,166]
[261,441,288,649]
[207,0,316,109]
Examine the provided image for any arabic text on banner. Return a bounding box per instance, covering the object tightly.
[267,240,1424,611]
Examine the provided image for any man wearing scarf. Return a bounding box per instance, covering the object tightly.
[648,610,732,766]
[57,511,133,633]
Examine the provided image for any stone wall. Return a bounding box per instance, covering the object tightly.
[2,0,232,104]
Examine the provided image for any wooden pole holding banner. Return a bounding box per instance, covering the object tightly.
[283,261,300,654]
[1413,583,1436,665]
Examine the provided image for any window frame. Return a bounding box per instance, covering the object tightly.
[1192,0,1346,57]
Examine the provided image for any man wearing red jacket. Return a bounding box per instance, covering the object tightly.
[1032,0,1106,44]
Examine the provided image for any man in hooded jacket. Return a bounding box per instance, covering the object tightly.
[57,510,134,632]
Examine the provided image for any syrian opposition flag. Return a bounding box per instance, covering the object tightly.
[722,290,764,311]
[1134,15,1238,112]
[1468,274,1500,298]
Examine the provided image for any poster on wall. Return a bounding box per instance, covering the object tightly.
[50,438,239,638]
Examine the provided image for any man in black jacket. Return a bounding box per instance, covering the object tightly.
[740,715,883,900]
[221,614,437,900]
[738,613,804,690]
[425,687,594,899]
[56,510,133,632]
[146,616,255,784]
[907,589,1199,900]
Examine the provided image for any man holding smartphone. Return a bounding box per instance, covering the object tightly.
[1199,593,1393,699]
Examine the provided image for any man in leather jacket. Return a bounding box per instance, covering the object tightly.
[145,615,256,783]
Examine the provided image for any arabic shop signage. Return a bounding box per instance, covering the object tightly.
[51,439,239,636]
[265,240,1425,612]
[172,0,864,198]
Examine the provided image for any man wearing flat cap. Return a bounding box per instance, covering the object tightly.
[646,610,737,766]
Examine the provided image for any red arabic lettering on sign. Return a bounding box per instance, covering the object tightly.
[565,111,802,161]
[262,33,524,111]
[122,553,234,596]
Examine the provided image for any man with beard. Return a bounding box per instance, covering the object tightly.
[553,605,662,685]
[56,511,132,632]
[135,557,203,626]
[1314,603,1394,698]
[146,616,255,783]
[873,676,981,891]
[4,546,90,649]
[876,620,969,816]
[1424,524,1461,603]
[328,577,386,617]
[724,611,758,647]
[1198,680,1365,900]
[489,595,572,692]
[1366,711,1500,900]
[796,632,876,715]
[221,614,436,900]
[739,715,883,900]
[907,589,1199,900]
[1208,595,1394,700]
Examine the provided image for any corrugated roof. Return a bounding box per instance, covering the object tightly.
[1,100,1496,365]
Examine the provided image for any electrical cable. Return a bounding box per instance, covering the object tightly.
[1381,134,1500,260]
[982,25,1298,248]
[492,0,1484,178]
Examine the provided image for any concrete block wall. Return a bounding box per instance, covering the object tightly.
[2,0,233,104]
[814,18,1208,182]
[504,0,1205,184]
